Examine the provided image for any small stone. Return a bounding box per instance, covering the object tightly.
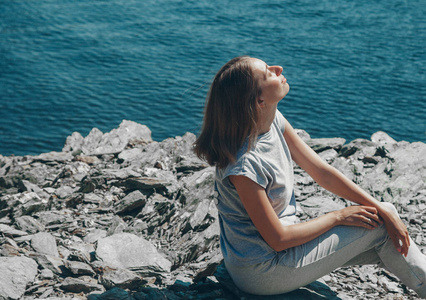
[64,260,95,276]
[60,277,104,293]
[114,190,147,214]
[189,199,211,230]
[14,215,45,234]
[31,232,59,257]
[100,268,145,290]
[34,255,65,275]
[40,268,55,280]
[0,224,28,237]
[306,137,346,153]
[88,287,133,300]
[84,229,107,243]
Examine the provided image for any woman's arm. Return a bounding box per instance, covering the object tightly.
[230,175,381,252]
[283,118,410,256]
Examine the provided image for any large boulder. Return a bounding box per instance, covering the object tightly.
[96,233,172,275]
[0,256,38,300]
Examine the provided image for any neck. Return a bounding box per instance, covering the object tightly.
[257,104,277,135]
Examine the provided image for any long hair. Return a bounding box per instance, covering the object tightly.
[194,56,262,169]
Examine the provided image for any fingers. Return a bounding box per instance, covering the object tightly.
[350,206,411,257]
[385,219,410,257]
[391,235,409,257]
[339,206,383,229]
[360,216,380,229]
[359,207,382,229]
[400,231,410,257]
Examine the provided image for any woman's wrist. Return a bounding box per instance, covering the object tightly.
[329,210,342,227]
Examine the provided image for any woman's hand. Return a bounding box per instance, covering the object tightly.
[334,206,383,229]
[377,204,410,257]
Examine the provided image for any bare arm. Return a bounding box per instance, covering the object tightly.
[283,118,410,256]
[230,175,381,252]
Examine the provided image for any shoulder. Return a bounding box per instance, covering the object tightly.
[217,148,268,189]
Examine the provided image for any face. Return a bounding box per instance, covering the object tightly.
[250,58,290,106]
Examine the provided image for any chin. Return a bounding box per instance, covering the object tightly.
[283,84,290,97]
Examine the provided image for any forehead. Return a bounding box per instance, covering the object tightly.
[249,58,267,80]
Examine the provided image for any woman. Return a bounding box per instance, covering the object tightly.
[194,56,426,297]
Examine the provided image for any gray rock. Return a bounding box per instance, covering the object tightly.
[74,154,102,165]
[318,149,339,163]
[70,120,152,156]
[17,179,42,193]
[55,185,75,199]
[15,215,45,234]
[84,192,103,204]
[65,260,95,276]
[114,190,147,215]
[57,161,91,183]
[174,155,209,174]
[189,199,212,230]
[67,242,95,263]
[295,129,311,141]
[0,223,28,237]
[119,176,173,193]
[96,233,172,274]
[34,255,65,275]
[62,131,85,153]
[31,232,59,257]
[371,131,397,146]
[11,191,50,218]
[181,167,215,206]
[60,277,104,293]
[306,137,346,153]
[106,216,128,236]
[0,256,38,300]
[34,210,68,226]
[100,268,145,290]
[102,167,141,180]
[0,239,21,257]
[88,287,133,300]
[40,268,55,280]
[84,229,108,244]
[340,138,376,158]
[33,151,73,163]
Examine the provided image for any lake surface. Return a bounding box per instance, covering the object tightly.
[1,0,425,156]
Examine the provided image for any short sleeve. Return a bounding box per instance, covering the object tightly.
[220,155,268,190]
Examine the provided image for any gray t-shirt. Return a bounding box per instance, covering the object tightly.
[215,110,297,266]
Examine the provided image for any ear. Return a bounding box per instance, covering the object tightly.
[257,98,265,108]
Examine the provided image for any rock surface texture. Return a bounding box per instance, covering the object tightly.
[0,120,424,299]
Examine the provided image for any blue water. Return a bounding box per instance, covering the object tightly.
[1,0,425,156]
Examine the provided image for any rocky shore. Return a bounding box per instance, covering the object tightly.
[0,120,425,300]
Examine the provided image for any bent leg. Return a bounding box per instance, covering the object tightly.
[227,220,426,297]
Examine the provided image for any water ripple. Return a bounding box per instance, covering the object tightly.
[0,0,425,156]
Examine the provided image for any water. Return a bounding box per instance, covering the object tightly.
[1,0,425,156]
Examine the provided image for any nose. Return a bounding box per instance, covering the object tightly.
[271,66,283,76]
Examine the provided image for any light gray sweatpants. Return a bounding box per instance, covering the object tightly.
[226,203,426,297]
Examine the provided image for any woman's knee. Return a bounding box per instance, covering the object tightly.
[380,202,399,215]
